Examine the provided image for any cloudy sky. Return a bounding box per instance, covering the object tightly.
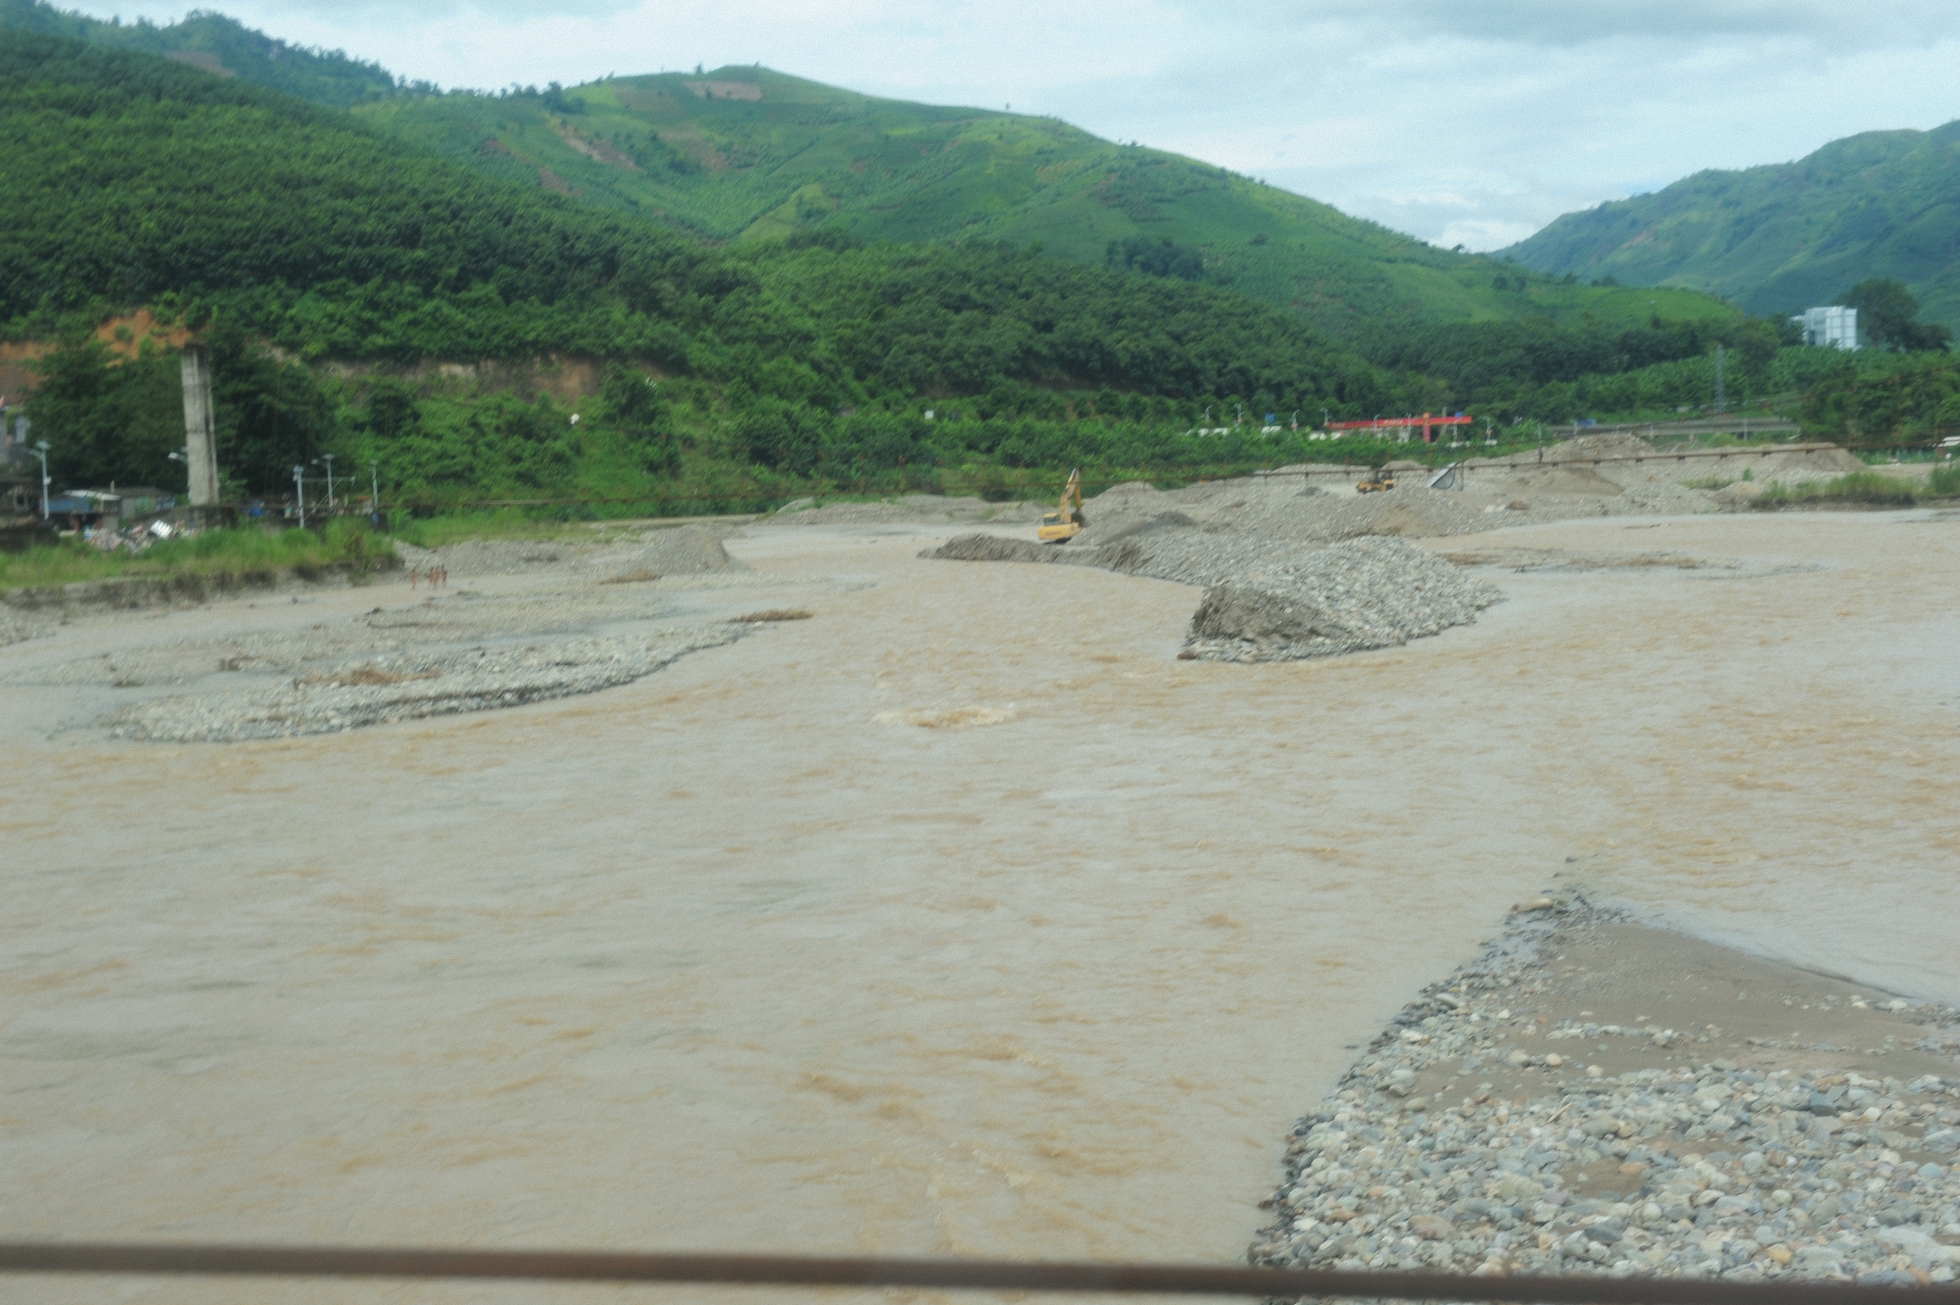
[63,0,1960,250]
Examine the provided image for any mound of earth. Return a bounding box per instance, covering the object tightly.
[1183,537,1500,662]
[1480,464,1627,498]
[1077,480,1199,543]
[1541,433,1662,463]
[765,495,1043,527]
[583,524,748,580]
[928,535,1057,563]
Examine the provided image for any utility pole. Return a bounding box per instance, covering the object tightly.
[32,440,51,520]
[318,453,336,509]
[293,464,306,528]
[370,460,380,523]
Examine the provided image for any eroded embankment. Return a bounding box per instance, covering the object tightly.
[1254,901,1960,1283]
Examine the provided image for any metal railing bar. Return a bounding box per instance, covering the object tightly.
[1,1245,1957,1302]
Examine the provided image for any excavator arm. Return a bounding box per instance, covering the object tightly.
[1036,468,1086,543]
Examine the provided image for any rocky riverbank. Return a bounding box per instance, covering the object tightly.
[1253,900,1960,1284]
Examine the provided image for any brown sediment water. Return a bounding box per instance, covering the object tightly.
[1,510,1956,1303]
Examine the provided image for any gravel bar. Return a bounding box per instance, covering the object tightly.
[1252,901,1960,1284]
[100,626,749,742]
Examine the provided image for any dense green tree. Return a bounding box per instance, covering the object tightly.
[1838,279,1953,353]
[597,367,679,476]
[23,333,180,490]
[1104,236,1205,281]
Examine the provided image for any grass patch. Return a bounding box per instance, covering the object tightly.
[0,519,394,590]
[386,509,603,548]
[730,609,812,623]
[1755,472,1924,508]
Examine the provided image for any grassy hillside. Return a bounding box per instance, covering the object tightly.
[356,66,1739,338]
[1500,122,1960,332]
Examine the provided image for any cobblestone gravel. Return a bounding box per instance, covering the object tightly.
[1252,903,1960,1285]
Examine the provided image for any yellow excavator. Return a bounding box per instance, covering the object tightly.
[1037,468,1086,543]
[1356,466,1398,494]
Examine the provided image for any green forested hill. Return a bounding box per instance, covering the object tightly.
[1499,122,1960,332]
[2,33,1443,497]
[12,22,1928,516]
[356,66,1736,337]
[0,0,1734,338]
[0,0,402,105]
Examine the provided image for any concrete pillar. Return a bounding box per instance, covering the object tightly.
[181,344,220,507]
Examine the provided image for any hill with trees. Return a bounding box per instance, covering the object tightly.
[0,33,1437,503]
[0,0,1736,340]
[6,24,1946,519]
[1499,122,1960,334]
[0,0,404,105]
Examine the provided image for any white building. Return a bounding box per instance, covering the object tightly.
[1793,305,1858,350]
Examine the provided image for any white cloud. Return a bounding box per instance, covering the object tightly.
[55,0,1960,250]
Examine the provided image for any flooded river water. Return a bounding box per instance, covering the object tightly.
[3,509,1957,1302]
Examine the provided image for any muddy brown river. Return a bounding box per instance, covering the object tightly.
[3,509,1957,1303]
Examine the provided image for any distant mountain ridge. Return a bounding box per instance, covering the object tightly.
[352,65,1740,337]
[0,0,1734,340]
[0,0,403,104]
[1500,122,1960,332]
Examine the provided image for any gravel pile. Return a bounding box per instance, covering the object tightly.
[1075,481,1198,543]
[931,524,1499,662]
[1174,478,1514,543]
[1252,903,1960,1285]
[100,626,750,742]
[931,535,1057,564]
[572,525,748,580]
[762,495,1044,528]
[1184,538,1500,662]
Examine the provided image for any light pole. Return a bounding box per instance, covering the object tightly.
[293,464,306,528]
[316,453,336,509]
[369,460,380,523]
[32,440,50,520]
[167,445,190,492]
